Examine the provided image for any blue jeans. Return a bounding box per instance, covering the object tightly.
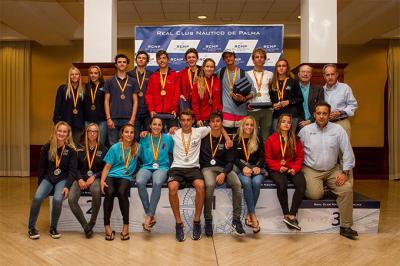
[85,121,107,146]
[108,118,129,146]
[135,168,168,216]
[238,174,265,215]
[28,179,66,230]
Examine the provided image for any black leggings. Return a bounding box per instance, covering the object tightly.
[103,177,131,225]
[269,171,306,216]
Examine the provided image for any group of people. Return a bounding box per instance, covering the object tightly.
[28,46,359,242]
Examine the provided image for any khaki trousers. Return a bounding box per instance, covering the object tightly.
[334,118,354,184]
[302,165,353,228]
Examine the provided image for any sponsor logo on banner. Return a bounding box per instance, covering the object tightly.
[147,53,158,66]
[198,53,222,66]
[204,44,221,52]
[224,40,258,53]
[246,52,282,67]
[166,40,201,53]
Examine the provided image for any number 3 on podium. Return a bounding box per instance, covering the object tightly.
[332,211,340,226]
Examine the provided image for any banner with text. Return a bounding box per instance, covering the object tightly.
[135,25,284,72]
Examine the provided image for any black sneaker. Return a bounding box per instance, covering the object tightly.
[49,229,61,239]
[231,220,246,236]
[192,221,202,240]
[204,219,213,237]
[28,228,40,240]
[340,227,358,239]
[175,223,185,242]
[85,229,94,239]
[283,217,301,231]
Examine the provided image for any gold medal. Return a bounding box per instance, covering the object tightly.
[73,108,78,115]
[182,130,192,161]
[138,91,143,97]
[204,76,214,105]
[280,135,287,165]
[136,68,146,96]
[90,83,99,112]
[226,68,238,92]
[257,92,262,97]
[160,90,166,96]
[253,70,264,98]
[69,86,79,116]
[160,70,168,96]
[120,94,126,100]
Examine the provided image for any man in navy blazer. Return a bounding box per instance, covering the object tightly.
[297,64,324,129]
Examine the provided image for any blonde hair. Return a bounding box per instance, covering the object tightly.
[271,58,293,91]
[48,121,76,161]
[88,65,104,83]
[237,116,259,154]
[119,124,139,157]
[275,114,297,160]
[196,58,216,100]
[65,66,84,100]
[85,123,100,148]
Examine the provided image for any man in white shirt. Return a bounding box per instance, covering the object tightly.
[168,109,210,242]
[247,48,273,140]
[299,102,358,240]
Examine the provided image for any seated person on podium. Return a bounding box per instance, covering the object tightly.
[265,114,305,231]
[200,111,244,237]
[136,117,174,232]
[298,102,358,240]
[68,123,107,238]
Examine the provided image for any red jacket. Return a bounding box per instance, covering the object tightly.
[178,66,201,103]
[191,75,222,121]
[264,132,304,173]
[146,68,180,114]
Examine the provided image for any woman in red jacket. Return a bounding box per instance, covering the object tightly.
[192,58,222,126]
[265,114,305,231]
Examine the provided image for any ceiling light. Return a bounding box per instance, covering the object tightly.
[197,15,207,20]
[297,15,301,19]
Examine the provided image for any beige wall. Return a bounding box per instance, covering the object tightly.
[30,39,387,146]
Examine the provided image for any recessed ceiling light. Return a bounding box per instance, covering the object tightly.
[197,15,207,20]
[297,15,301,19]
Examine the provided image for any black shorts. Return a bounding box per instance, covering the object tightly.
[167,167,204,189]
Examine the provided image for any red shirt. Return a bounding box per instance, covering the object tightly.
[145,68,180,114]
[191,75,222,121]
[178,66,201,103]
[264,132,304,173]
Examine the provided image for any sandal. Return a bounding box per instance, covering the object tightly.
[252,220,261,234]
[245,217,252,227]
[120,232,130,240]
[142,223,151,233]
[105,230,115,241]
[149,219,157,228]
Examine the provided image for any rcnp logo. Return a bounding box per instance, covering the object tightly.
[225,40,258,53]
[166,40,200,53]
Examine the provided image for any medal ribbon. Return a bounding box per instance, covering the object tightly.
[210,132,222,159]
[136,69,146,93]
[121,143,132,173]
[160,70,168,90]
[188,68,198,90]
[280,136,287,159]
[90,83,99,106]
[181,130,192,157]
[204,76,214,100]
[116,76,129,96]
[150,134,162,162]
[241,137,250,162]
[86,144,98,171]
[226,68,237,92]
[55,145,66,169]
[70,86,79,110]
[276,77,288,101]
[253,70,264,94]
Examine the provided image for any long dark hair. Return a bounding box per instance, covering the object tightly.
[275,114,297,160]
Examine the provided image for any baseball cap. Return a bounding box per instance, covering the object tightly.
[221,49,236,58]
